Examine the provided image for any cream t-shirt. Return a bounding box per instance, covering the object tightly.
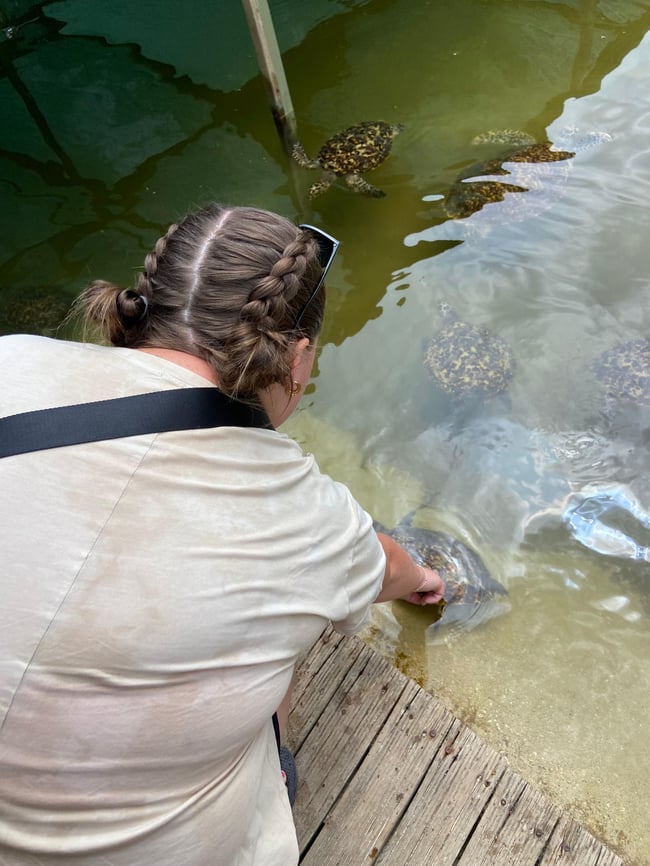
[0,335,385,866]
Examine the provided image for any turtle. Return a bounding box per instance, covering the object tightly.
[374,513,510,637]
[592,338,650,411]
[291,121,404,199]
[422,302,515,401]
[1,287,72,337]
[444,127,611,222]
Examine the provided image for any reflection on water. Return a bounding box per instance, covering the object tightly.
[2,1,650,863]
[551,483,650,563]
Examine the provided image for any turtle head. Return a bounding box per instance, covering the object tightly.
[391,123,405,138]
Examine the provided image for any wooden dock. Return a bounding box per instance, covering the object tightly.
[288,626,626,866]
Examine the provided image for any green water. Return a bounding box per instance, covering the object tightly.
[2,1,650,862]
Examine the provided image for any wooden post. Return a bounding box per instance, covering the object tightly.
[240,0,297,155]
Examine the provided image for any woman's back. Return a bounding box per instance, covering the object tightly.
[0,334,383,865]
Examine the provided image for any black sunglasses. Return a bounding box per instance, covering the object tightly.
[293,223,340,328]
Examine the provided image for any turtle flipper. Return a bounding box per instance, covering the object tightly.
[426,595,511,644]
[395,511,417,528]
[291,142,320,169]
[308,170,337,199]
[345,173,386,198]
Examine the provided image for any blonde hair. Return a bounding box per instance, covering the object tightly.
[76,204,324,397]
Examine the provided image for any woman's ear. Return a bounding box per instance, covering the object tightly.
[289,337,312,375]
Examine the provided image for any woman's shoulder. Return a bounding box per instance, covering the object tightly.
[0,332,59,354]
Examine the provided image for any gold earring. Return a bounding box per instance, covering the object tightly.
[286,380,301,397]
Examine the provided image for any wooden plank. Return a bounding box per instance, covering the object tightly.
[455,773,561,865]
[292,642,409,852]
[376,724,509,864]
[300,682,458,865]
[289,629,366,750]
[594,850,629,866]
[291,635,627,866]
[539,812,626,866]
[290,626,345,706]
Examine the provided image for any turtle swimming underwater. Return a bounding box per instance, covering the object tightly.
[444,127,611,222]
[1,287,72,337]
[292,121,404,199]
[593,338,650,411]
[422,302,515,401]
[374,513,510,639]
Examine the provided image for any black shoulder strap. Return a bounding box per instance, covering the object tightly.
[0,388,273,458]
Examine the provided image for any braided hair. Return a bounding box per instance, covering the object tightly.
[76,204,325,397]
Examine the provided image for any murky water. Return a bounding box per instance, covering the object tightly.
[2,1,649,863]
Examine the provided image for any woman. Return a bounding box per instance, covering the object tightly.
[0,203,444,865]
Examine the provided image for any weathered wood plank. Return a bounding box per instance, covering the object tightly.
[456,775,561,864]
[376,724,509,864]
[594,850,629,866]
[292,642,409,852]
[539,812,626,866]
[291,634,628,866]
[290,625,344,706]
[289,628,366,749]
[299,682,458,865]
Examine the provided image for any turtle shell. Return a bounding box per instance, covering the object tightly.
[383,523,507,607]
[445,127,610,222]
[593,338,650,408]
[423,305,515,399]
[318,121,401,176]
[471,129,536,147]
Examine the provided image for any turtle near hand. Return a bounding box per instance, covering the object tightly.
[374,513,510,639]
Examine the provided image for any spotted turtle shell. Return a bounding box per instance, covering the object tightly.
[594,338,650,408]
[423,305,515,399]
[318,121,400,176]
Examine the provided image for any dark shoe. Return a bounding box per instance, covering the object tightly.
[279,746,298,807]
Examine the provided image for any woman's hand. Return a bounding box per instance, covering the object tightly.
[375,533,446,605]
[401,566,446,606]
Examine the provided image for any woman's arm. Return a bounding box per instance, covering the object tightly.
[374,532,445,606]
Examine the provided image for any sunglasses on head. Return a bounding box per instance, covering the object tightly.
[292,223,340,328]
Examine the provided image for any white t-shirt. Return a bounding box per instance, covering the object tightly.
[0,335,385,866]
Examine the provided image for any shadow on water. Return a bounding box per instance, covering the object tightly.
[2,1,650,862]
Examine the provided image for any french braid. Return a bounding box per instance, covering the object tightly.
[221,235,315,395]
[75,204,324,398]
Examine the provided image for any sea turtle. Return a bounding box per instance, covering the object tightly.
[592,338,650,411]
[422,302,515,400]
[444,127,611,222]
[374,513,510,637]
[292,120,404,199]
[1,287,72,337]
